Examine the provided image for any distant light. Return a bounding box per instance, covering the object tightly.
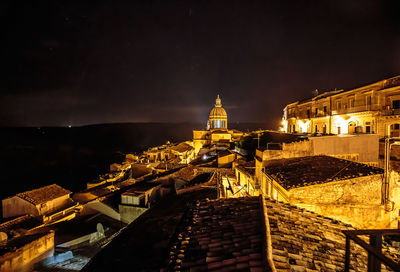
[68,125,72,128]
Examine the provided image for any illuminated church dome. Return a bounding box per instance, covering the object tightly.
[209,95,228,130]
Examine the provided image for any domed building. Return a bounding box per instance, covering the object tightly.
[208,95,228,130]
[192,95,243,155]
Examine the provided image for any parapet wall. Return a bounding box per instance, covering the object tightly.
[0,232,54,272]
[288,174,399,229]
[261,134,379,164]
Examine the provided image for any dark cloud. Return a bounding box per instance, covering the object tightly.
[0,0,399,127]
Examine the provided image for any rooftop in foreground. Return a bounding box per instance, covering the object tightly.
[82,194,398,271]
[264,155,383,190]
[82,186,217,271]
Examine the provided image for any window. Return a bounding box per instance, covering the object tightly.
[337,101,342,110]
[395,124,400,130]
[315,125,318,133]
[323,124,327,134]
[366,95,372,106]
[292,124,295,132]
[337,127,341,134]
[393,100,400,109]
[349,98,355,108]
[323,106,327,114]
[366,126,371,133]
[315,108,318,115]
[307,109,310,118]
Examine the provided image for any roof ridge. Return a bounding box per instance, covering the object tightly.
[265,197,354,228]
[259,196,277,272]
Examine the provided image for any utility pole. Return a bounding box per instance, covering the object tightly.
[216,170,220,199]
[383,124,400,211]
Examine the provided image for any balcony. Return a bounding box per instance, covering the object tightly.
[382,108,400,116]
[332,105,378,115]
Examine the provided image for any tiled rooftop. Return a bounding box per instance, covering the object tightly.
[171,142,194,153]
[236,160,255,177]
[218,168,236,179]
[170,165,201,181]
[0,215,42,237]
[263,198,399,271]
[166,197,268,271]
[82,186,217,271]
[264,155,383,189]
[0,232,53,257]
[14,184,71,205]
[82,193,398,272]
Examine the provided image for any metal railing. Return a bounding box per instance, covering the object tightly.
[382,108,400,116]
[332,105,377,115]
[343,229,400,272]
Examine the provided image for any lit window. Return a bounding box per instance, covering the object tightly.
[349,98,354,108]
[366,95,372,106]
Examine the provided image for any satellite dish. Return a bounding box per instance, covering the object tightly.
[0,232,7,242]
[96,223,104,236]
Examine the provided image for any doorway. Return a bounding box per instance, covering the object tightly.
[348,122,356,134]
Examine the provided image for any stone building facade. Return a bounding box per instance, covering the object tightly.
[256,134,379,167]
[0,231,54,272]
[282,75,400,138]
[2,184,73,219]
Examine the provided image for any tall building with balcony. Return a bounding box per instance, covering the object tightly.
[282,75,400,138]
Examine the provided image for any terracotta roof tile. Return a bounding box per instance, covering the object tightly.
[171,142,194,153]
[263,198,380,271]
[166,197,269,271]
[15,184,71,205]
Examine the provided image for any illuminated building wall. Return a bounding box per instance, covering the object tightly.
[282,75,400,137]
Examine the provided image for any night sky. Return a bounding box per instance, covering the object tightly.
[1,0,399,127]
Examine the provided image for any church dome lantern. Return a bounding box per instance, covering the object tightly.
[209,95,228,130]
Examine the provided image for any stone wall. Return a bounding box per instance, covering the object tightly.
[119,205,148,224]
[310,134,379,163]
[261,140,312,161]
[288,174,400,229]
[37,195,71,216]
[0,232,54,272]
[2,197,39,218]
[261,134,379,164]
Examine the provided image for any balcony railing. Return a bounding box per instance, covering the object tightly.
[287,104,392,119]
[343,229,400,272]
[332,105,379,115]
[382,108,400,116]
